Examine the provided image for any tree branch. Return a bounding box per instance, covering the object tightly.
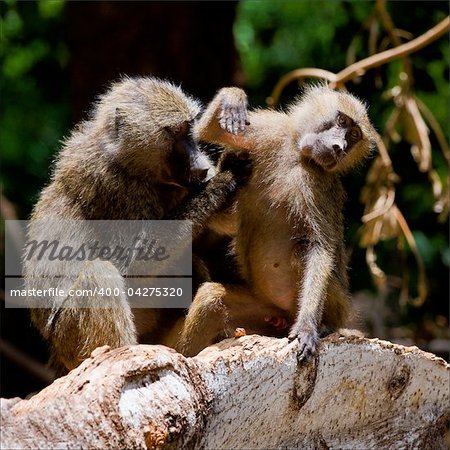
[1,335,449,449]
[268,16,450,105]
[332,16,449,87]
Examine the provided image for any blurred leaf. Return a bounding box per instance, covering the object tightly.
[38,0,65,19]
[0,1,69,213]
[1,9,23,39]
[3,40,49,78]
[413,231,436,266]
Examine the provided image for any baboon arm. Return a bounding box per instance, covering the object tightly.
[321,272,351,331]
[168,171,237,240]
[289,243,334,358]
[194,88,254,151]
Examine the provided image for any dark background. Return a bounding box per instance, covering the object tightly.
[1,1,448,398]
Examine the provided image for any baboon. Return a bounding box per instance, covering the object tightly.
[25,77,250,373]
[176,85,376,359]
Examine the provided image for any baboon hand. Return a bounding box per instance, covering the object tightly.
[218,88,249,135]
[288,325,320,362]
[218,150,253,184]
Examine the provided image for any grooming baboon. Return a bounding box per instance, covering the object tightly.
[25,77,250,373]
[176,86,376,359]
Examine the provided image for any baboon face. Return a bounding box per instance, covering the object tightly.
[292,87,376,174]
[165,120,214,187]
[101,77,214,185]
[299,110,364,171]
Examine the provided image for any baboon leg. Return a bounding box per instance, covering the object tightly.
[47,260,137,372]
[176,282,287,357]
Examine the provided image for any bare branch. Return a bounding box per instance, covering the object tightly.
[267,68,338,108]
[1,337,449,449]
[268,17,449,106]
[331,16,449,87]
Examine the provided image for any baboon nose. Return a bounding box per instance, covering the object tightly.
[332,144,342,153]
[193,168,209,182]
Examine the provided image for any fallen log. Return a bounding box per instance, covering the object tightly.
[1,334,449,449]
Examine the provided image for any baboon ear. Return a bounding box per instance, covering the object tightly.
[114,107,126,138]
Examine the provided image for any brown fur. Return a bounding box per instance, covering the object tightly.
[26,77,250,373]
[176,86,376,358]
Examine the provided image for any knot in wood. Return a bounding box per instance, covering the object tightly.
[387,364,411,399]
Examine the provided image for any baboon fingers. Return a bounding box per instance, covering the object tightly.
[293,329,320,363]
[218,100,249,135]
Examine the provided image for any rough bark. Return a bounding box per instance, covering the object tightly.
[1,334,449,449]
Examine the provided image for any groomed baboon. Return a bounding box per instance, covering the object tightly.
[176,85,376,359]
[25,77,250,373]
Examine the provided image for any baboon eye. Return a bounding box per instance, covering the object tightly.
[318,120,334,132]
[349,127,362,140]
[337,112,351,127]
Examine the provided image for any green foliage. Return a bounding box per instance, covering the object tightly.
[0,0,70,216]
[234,1,353,87]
